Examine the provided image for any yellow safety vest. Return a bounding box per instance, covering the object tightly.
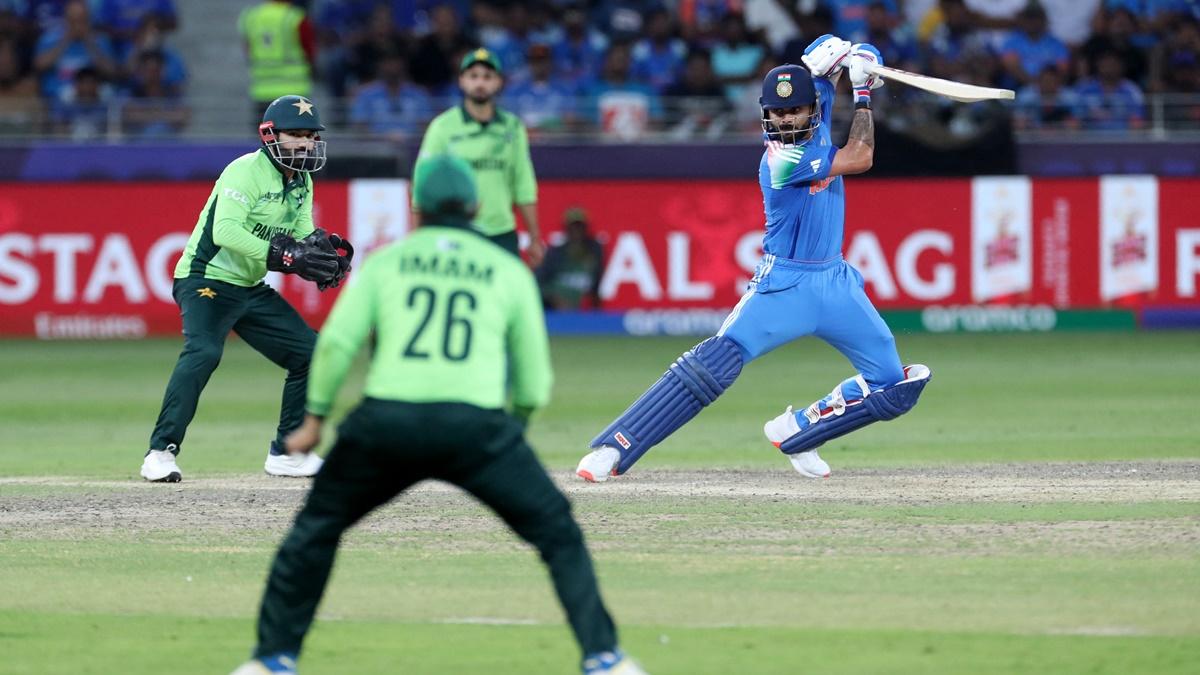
[239,2,312,102]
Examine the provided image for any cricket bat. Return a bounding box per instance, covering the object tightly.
[863,64,1015,102]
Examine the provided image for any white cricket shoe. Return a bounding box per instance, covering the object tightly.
[230,654,297,674]
[763,406,831,478]
[265,451,323,477]
[141,446,182,482]
[788,449,831,479]
[576,445,621,483]
[583,649,649,674]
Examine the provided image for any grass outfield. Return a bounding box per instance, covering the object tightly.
[0,333,1198,674]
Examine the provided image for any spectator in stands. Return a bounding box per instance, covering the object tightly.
[93,0,177,60]
[925,0,995,84]
[826,0,899,43]
[591,0,661,42]
[51,65,110,139]
[1000,3,1070,87]
[551,3,608,85]
[1076,49,1146,130]
[480,3,535,79]
[538,207,605,311]
[1153,18,1200,93]
[583,41,662,140]
[120,48,188,137]
[1081,7,1149,85]
[630,9,687,92]
[710,12,765,102]
[238,0,314,122]
[676,0,736,45]
[117,14,184,96]
[863,0,920,72]
[779,4,836,64]
[663,47,731,139]
[349,47,432,140]
[22,0,71,35]
[33,0,117,100]
[1107,0,1197,34]
[503,43,579,135]
[1014,65,1081,130]
[312,0,375,98]
[410,3,472,94]
[0,34,41,134]
[346,3,406,91]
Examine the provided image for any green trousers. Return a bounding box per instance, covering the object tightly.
[253,399,618,660]
[149,277,316,453]
[487,229,520,256]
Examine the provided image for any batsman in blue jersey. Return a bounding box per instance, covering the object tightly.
[576,35,932,482]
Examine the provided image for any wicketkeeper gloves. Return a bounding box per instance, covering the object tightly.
[299,229,354,291]
[267,232,340,283]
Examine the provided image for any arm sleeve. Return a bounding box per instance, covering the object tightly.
[511,121,537,205]
[416,116,446,158]
[765,143,837,189]
[306,259,377,416]
[211,167,270,260]
[292,176,316,238]
[506,264,553,411]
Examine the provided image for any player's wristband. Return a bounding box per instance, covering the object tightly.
[854,87,872,108]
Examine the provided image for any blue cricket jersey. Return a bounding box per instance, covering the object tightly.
[758,77,843,262]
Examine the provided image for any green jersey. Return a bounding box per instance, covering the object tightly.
[175,149,315,286]
[306,226,552,416]
[417,107,537,237]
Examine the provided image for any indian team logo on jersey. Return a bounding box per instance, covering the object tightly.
[776,72,793,98]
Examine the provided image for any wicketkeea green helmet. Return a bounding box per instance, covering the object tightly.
[258,95,327,173]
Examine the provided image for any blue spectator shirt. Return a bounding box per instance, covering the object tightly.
[582,78,662,127]
[115,42,187,90]
[551,30,608,83]
[94,0,176,34]
[503,76,579,130]
[1014,83,1081,128]
[757,76,843,261]
[826,0,898,43]
[1001,30,1070,79]
[1075,78,1145,130]
[712,41,765,100]
[23,0,69,32]
[349,81,433,135]
[630,38,688,92]
[34,28,118,99]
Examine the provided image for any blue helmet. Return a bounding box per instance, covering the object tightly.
[759,64,821,144]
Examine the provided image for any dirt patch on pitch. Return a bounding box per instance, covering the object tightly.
[1,461,1197,557]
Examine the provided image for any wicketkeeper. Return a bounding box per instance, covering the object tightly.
[141,94,354,482]
[232,155,646,675]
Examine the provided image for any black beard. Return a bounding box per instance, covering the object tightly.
[467,93,493,105]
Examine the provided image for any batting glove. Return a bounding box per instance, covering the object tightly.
[847,43,884,106]
[801,34,852,78]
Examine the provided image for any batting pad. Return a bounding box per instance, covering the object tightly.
[591,336,745,474]
[779,364,931,455]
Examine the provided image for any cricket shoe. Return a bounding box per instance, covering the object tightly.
[582,649,649,674]
[230,653,297,674]
[576,445,621,483]
[763,406,831,478]
[264,448,323,477]
[141,446,182,482]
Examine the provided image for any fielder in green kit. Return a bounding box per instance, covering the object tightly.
[232,156,646,675]
[141,95,354,483]
[418,47,545,265]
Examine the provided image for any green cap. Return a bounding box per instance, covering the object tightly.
[412,155,478,224]
[261,94,325,131]
[459,47,502,74]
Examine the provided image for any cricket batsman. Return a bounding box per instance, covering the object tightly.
[576,35,932,482]
[231,155,646,675]
[141,94,353,483]
[417,48,545,265]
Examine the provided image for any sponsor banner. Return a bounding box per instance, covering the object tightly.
[971,176,1033,302]
[1099,175,1158,303]
[1,177,1197,338]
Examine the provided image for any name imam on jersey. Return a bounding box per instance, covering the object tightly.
[399,243,494,284]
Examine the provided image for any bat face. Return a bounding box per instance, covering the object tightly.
[865,64,1016,102]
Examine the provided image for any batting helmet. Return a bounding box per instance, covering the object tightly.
[759,64,821,145]
[259,95,327,173]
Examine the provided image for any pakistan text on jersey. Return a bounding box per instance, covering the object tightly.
[469,158,508,171]
[251,223,292,240]
[399,254,494,283]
